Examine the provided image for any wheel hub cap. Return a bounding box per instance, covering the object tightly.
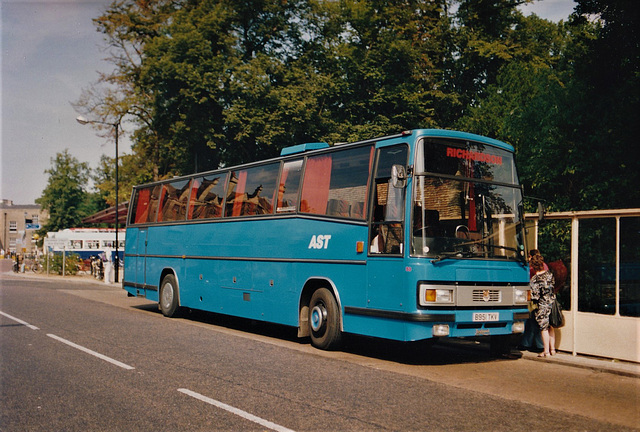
[310,304,327,332]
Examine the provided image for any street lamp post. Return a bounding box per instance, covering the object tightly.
[76,115,121,283]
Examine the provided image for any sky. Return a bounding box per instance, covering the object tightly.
[1,0,578,205]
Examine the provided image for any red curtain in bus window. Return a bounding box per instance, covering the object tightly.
[134,188,151,224]
[276,165,288,209]
[147,185,162,222]
[300,155,332,214]
[232,170,248,217]
[463,157,477,232]
[156,185,168,222]
[187,179,199,219]
[468,183,477,231]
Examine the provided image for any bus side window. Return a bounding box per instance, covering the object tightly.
[225,164,279,217]
[146,185,162,223]
[300,145,372,220]
[130,187,152,224]
[176,180,192,219]
[190,174,226,220]
[369,144,408,254]
[300,155,331,215]
[277,160,303,213]
[371,182,404,254]
[158,179,190,222]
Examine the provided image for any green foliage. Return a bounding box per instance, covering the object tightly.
[36,150,91,231]
[66,0,639,225]
[538,220,572,263]
[455,0,640,211]
[45,253,82,276]
[315,0,451,133]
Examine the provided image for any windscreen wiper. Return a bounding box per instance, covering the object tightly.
[430,249,475,264]
[479,243,528,266]
[432,244,527,266]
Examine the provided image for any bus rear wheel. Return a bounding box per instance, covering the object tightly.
[309,288,342,350]
[159,274,180,317]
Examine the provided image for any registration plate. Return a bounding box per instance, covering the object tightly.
[473,312,499,322]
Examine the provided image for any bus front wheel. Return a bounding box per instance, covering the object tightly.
[309,288,342,350]
[159,274,180,317]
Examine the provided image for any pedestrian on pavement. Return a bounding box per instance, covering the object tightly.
[529,254,557,357]
[519,250,546,352]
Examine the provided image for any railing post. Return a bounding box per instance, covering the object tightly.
[615,216,620,317]
[570,216,579,357]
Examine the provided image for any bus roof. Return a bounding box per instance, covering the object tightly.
[280,142,329,156]
[132,129,514,190]
[408,129,515,152]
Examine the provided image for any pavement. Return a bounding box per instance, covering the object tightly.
[4,266,640,379]
[519,347,640,378]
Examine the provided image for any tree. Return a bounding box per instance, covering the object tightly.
[76,0,638,214]
[310,0,452,140]
[80,0,457,181]
[454,0,640,211]
[455,14,578,209]
[139,0,320,169]
[73,0,181,181]
[569,0,640,208]
[37,150,91,231]
[445,0,530,124]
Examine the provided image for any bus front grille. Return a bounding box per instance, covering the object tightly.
[472,289,501,303]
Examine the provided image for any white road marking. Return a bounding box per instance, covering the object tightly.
[0,311,40,330]
[178,388,295,432]
[46,333,135,370]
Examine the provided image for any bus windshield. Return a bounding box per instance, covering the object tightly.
[412,138,525,262]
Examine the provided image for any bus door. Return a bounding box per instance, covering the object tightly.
[136,228,149,295]
[367,145,408,311]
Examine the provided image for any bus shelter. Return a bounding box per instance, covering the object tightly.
[525,208,640,363]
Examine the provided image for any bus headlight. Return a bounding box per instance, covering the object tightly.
[514,288,530,304]
[419,284,455,306]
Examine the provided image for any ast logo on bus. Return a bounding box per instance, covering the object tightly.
[308,235,331,249]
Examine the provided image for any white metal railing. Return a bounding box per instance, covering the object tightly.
[525,208,640,363]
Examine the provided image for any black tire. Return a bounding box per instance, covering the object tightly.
[309,288,342,350]
[159,274,180,317]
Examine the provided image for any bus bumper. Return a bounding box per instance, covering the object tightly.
[344,306,529,341]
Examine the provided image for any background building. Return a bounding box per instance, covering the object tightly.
[0,200,49,256]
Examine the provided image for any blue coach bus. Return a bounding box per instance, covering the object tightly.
[124,129,531,350]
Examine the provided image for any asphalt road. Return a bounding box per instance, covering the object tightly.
[1,265,638,431]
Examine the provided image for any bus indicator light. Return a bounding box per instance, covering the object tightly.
[356,241,364,253]
[420,286,455,305]
[425,289,436,302]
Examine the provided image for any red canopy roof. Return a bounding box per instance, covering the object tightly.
[82,201,129,225]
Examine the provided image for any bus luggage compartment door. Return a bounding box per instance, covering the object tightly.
[367,257,404,311]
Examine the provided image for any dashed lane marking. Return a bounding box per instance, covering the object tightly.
[178,388,295,432]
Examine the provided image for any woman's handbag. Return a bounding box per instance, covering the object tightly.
[550,299,565,328]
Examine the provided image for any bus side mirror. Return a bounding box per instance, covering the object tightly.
[391,165,407,188]
[537,201,545,222]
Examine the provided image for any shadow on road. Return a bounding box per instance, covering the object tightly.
[133,303,501,366]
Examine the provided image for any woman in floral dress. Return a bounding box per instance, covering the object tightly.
[530,254,556,357]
